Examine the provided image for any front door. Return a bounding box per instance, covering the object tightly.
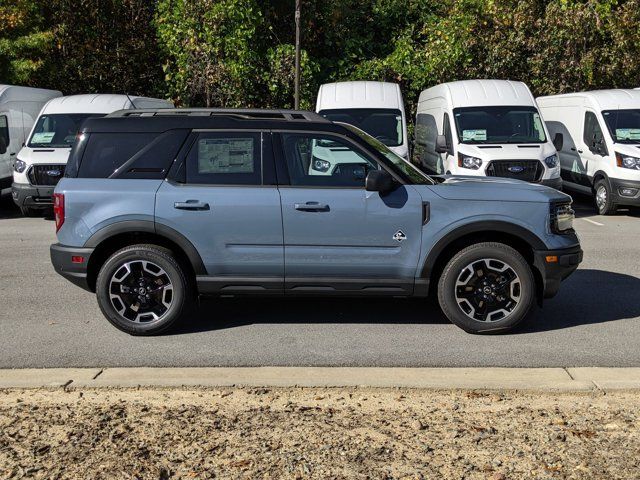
[276,132,423,295]
[155,131,283,294]
[580,110,608,186]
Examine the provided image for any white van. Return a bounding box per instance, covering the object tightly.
[0,85,62,196]
[12,94,173,215]
[413,80,562,189]
[315,81,409,174]
[538,89,640,214]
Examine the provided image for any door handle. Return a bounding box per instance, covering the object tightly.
[294,202,330,212]
[570,147,583,153]
[174,200,210,211]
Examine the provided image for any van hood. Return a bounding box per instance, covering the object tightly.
[613,144,640,157]
[426,175,570,203]
[458,143,556,160]
[16,146,71,166]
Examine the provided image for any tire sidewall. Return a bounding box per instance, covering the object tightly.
[438,243,535,334]
[594,178,616,215]
[96,246,186,335]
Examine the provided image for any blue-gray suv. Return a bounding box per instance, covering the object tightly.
[50,109,582,335]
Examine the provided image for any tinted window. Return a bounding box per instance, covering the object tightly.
[282,133,378,187]
[186,132,261,185]
[78,133,157,178]
[453,106,546,144]
[319,108,403,147]
[29,114,105,148]
[583,112,607,154]
[443,113,454,152]
[0,115,8,148]
[602,109,640,144]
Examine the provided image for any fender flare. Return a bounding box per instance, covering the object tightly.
[84,220,206,275]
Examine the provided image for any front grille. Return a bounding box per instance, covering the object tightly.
[28,164,66,186]
[485,160,544,183]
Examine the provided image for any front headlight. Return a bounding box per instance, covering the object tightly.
[615,152,640,170]
[13,159,27,173]
[544,154,558,168]
[457,153,482,170]
[550,202,575,234]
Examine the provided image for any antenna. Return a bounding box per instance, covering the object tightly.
[125,93,137,109]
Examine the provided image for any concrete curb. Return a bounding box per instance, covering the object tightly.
[2,367,640,391]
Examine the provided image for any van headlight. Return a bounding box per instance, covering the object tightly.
[550,202,574,234]
[13,159,27,173]
[311,157,331,172]
[615,152,640,170]
[544,154,558,168]
[457,153,482,169]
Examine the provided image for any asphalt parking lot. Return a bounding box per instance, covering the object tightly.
[1,194,639,369]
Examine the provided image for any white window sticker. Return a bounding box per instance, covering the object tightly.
[462,129,487,141]
[616,128,640,141]
[197,138,254,174]
[31,132,55,144]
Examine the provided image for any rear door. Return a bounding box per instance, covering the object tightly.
[155,130,284,294]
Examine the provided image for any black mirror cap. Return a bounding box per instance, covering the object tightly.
[435,134,448,153]
[0,137,6,155]
[365,169,395,194]
[553,132,563,152]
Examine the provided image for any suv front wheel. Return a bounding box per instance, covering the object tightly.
[96,244,189,335]
[438,242,535,334]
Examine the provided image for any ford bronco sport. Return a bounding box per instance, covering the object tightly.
[50,109,582,335]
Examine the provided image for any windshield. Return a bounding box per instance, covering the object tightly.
[341,123,433,185]
[602,109,640,144]
[453,106,547,144]
[28,114,105,148]
[320,108,404,147]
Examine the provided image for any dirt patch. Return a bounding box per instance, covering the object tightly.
[0,387,638,479]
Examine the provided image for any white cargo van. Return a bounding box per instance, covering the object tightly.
[315,81,409,173]
[0,85,62,196]
[12,94,173,215]
[537,89,640,215]
[413,80,562,189]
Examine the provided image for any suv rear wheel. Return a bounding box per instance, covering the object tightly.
[96,244,188,335]
[437,242,535,334]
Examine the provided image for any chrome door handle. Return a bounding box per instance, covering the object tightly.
[294,202,330,212]
[174,200,210,211]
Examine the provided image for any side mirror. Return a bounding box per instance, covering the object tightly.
[0,137,6,155]
[435,135,448,154]
[552,133,563,152]
[365,169,395,194]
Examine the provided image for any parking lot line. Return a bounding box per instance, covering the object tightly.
[581,218,604,226]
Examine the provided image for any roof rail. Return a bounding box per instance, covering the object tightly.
[107,108,328,122]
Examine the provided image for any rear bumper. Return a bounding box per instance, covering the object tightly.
[50,243,94,292]
[533,245,583,299]
[609,178,640,206]
[541,177,563,191]
[12,182,55,208]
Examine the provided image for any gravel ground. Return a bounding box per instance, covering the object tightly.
[0,388,638,479]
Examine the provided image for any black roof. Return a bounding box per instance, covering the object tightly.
[81,108,337,133]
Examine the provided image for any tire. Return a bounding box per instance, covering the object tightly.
[95,244,189,335]
[437,242,536,334]
[19,206,39,217]
[594,178,617,215]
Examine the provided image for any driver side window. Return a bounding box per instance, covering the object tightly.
[583,112,607,155]
[281,133,379,187]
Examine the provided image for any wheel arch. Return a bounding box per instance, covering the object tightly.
[84,221,206,292]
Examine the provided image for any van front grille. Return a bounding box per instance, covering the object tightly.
[485,160,543,183]
[28,164,66,186]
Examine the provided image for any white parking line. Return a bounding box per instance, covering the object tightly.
[581,218,604,226]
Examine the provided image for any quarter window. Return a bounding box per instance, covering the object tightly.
[0,115,9,149]
[443,113,453,153]
[78,133,157,178]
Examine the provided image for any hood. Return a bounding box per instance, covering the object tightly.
[458,142,556,160]
[16,146,71,165]
[426,175,571,203]
[613,144,640,158]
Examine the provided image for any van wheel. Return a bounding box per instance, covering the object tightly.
[19,206,39,217]
[437,242,535,334]
[96,244,188,336]
[594,178,617,215]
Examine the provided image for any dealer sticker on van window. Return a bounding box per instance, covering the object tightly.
[616,128,640,141]
[462,129,487,141]
[31,132,55,144]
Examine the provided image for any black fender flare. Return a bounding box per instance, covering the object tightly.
[84,220,206,275]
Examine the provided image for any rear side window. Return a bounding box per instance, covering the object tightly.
[78,133,157,178]
[0,115,9,148]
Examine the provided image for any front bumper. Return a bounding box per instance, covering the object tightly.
[609,177,640,207]
[12,182,55,208]
[541,177,563,191]
[50,243,95,292]
[533,245,583,299]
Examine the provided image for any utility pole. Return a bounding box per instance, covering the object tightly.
[294,0,301,110]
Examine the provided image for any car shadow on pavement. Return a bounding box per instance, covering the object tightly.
[173,269,639,335]
[0,196,20,219]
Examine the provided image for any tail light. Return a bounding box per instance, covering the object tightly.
[53,193,65,232]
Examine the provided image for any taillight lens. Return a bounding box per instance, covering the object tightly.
[53,193,65,232]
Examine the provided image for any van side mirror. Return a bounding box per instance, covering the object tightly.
[552,133,563,152]
[435,135,448,154]
[365,170,395,194]
[0,137,6,155]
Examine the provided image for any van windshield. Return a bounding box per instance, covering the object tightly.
[28,114,105,148]
[602,109,640,144]
[319,108,404,147]
[453,106,547,144]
